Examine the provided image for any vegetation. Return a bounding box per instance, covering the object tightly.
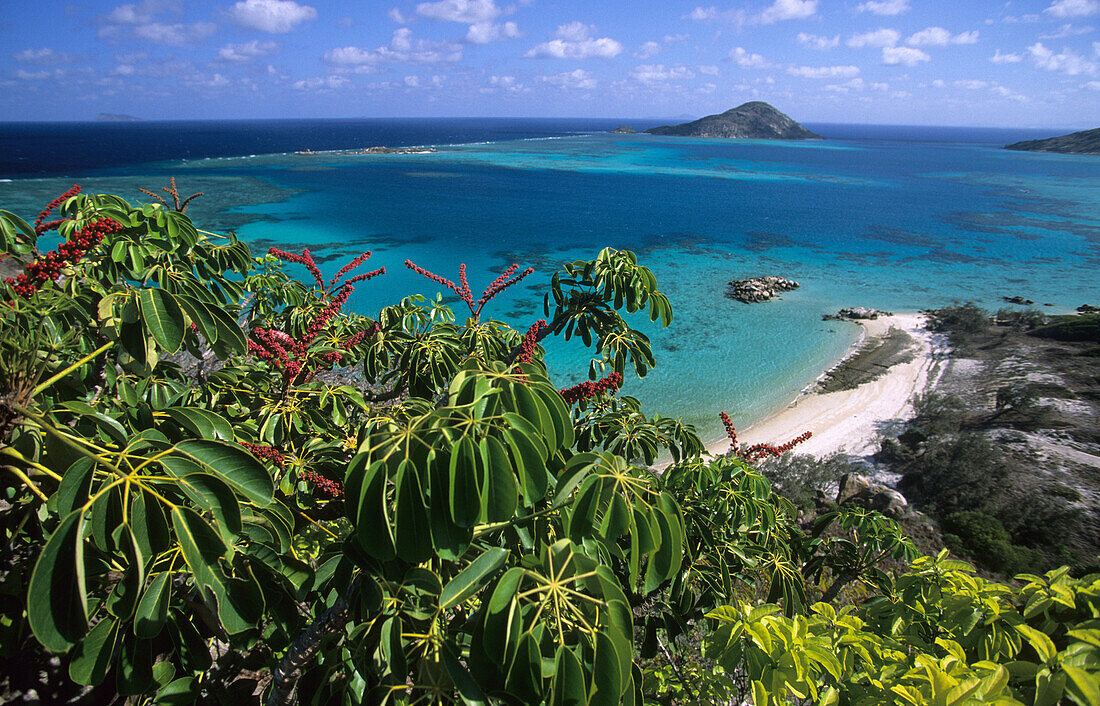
[0,191,1097,705]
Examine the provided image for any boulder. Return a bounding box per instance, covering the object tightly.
[726,276,799,303]
[836,472,911,519]
[823,307,892,321]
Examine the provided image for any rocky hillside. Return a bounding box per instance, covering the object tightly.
[1005,127,1100,155]
[646,102,820,139]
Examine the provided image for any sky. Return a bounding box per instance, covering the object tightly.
[1,0,1098,127]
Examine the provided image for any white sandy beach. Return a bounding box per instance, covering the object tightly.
[704,313,944,460]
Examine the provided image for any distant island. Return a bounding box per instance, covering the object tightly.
[96,113,142,122]
[646,102,820,140]
[611,126,637,134]
[1005,127,1100,155]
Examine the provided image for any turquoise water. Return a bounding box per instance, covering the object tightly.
[4,128,1099,443]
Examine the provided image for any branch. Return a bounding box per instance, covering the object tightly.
[266,590,354,706]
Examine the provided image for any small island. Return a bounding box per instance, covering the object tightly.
[295,146,438,156]
[1005,127,1100,155]
[611,125,637,134]
[726,275,800,303]
[646,102,820,140]
[96,113,142,122]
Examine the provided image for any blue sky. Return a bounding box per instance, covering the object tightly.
[2,0,1098,126]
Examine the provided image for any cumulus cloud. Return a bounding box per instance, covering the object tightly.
[525,23,623,59]
[1043,0,1100,18]
[217,40,280,62]
[698,64,720,75]
[389,8,409,23]
[685,6,748,25]
[882,46,930,65]
[825,77,887,92]
[856,0,909,15]
[787,64,860,78]
[635,41,661,59]
[1040,23,1094,38]
[1027,41,1097,74]
[990,50,1023,63]
[415,0,502,23]
[540,69,597,88]
[228,0,316,33]
[630,63,695,82]
[292,75,349,91]
[489,75,524,92]
[847,28,900,48]
[729,47,770,67]
[759,0,817,23]
[797,32,839,50]
[104,0,170,26]
[324,28,463,69]
[98,1,217,46]
[906,27,979,46]
[466,21,520,43]
[13,48,73,65]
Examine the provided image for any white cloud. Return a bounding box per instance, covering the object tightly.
[759,0,817,23]
[324,28,463,68]
[856,0,909,15]
[664,33,690,43]
[991,50,1023,63]
[217,40,280,62]
[847,28,900,48]
[132,22,216,45]
[525,23,623,58]
[389,8,408,23]
[104,0,169,25]
[906,27,979,46]
[404,75,420,86]
[686,6,747,25]
[1086,80,1100,88]
[489,74,524,92]
[729,46,770,67]
[1040,23,1094,38]
[635,41,661,58]
[882,46,930,65]
[228,0,316,33]
[954,79,988,89]
[1044,0,1100,18]
[466,21,520,43]
[698,64,720,75]
[787,64,860,78]
[825,77,865,92]
[630,63,695,82]
[540,69,597,89]
[292,75,349,91]
[1027,41,1097,74]
[13,48,74,65]
[15,69,52,81]
[797,32,839,49]
[415,0,502,23]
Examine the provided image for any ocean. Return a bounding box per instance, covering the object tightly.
[2,118,1098,443]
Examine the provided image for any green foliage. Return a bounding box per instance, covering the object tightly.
[925,303,992,342]
[1,189,1093,706]
[1029,314,1100,343]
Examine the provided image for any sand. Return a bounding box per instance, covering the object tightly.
[703,313,944,460]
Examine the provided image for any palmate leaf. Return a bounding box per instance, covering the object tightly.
[171,440,273,506]
[440,547,508,611]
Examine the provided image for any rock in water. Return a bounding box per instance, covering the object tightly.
[646,102,820,140]
[726,276,800,303]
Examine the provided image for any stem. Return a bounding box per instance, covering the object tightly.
[658,634,699,705]
[2,465,50,502]
[472,504,560,539]
[31,340,115,396]
[267,584,356,706]
[0,447,63,481]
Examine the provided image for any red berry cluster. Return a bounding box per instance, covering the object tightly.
[34,185,81,235]
[559,372,624,404]
[301,470,344,497]
[719,410,812,463]
[250,249,385,389]
[404,259,534,320]
[240,441,286,468]
[6,217,120,299]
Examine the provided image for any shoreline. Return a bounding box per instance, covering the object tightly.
[703,313,944,460]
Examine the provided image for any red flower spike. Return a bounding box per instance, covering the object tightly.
[240,441,286,468]
[718,411,810,462]
[405,259,534,320]
[301,470,344,498]
[34,185,81,235]
[559,372,623,404]
[6,216,119,300]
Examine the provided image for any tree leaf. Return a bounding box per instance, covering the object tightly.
[551,646,588,706]
[440,547,508,611]
[27,511,87,652]
[139,288,185,353]
[171,440,273,506]
[68,617,119,686]
[165,408,234,441]
[134,572,172,638]
[394,461,432,564]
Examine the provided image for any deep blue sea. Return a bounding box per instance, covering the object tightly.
[2,118,1098,443]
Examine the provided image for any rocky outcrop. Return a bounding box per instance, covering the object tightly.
[1003,296,1034,305]
[646,102,820,140]
[726,276,799,303]
[836,473,911,519]
[823,307,893,321]
[611,125,637,134]
[1005,127,1100,155]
